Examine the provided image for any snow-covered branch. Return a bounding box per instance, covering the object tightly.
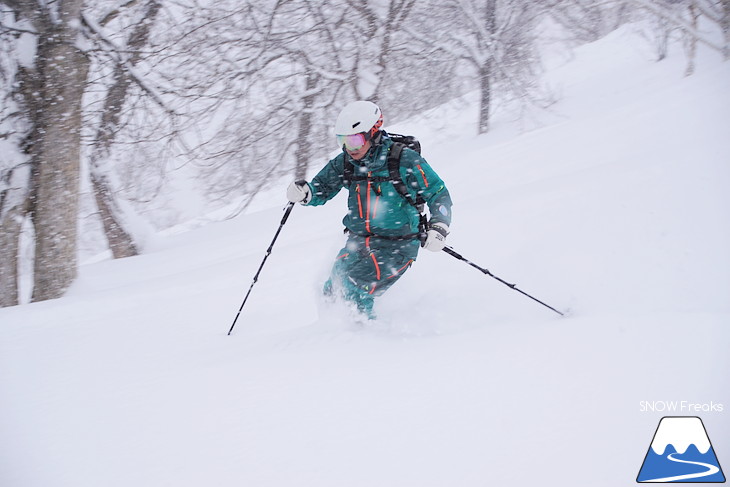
[98,0,140,27]
[630,0,726,52]
[80,11,175,116]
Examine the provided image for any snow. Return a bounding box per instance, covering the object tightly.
[16,32,37,69]
[650,417,711,455]
[1,26,729,487]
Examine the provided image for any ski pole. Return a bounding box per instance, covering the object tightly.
[227,202,296,335]
[441,245,564,316]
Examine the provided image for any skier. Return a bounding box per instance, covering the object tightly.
[286,100,453,319]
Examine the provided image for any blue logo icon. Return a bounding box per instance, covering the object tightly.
[637,416,725,483]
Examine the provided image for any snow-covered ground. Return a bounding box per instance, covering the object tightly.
[1,27,729,487]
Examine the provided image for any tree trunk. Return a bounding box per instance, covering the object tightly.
[478,0,497,135]
[92,171,139,259]
[722,0,730,60]
[294,70,319,180]
[684,2,699,76]
[369,0,416,104]
[478,61,493,134]
[655,16,670,61]
[90,63,141,259]
[0,205,26,307]
[90,0,161,259]
[1,7,35,307]
[30,2,90,302]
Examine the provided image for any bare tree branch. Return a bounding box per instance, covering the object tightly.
[630,0,725,52]
[80,11,176,116]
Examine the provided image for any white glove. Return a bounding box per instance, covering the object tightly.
[287,180,311,204]
[423,222,449,252]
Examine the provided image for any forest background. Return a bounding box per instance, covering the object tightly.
[1,0,728,306]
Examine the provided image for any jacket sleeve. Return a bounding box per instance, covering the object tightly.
[306,154,345,206]
[402,151,453,228]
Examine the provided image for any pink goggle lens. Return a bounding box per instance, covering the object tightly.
[336,133,367,151]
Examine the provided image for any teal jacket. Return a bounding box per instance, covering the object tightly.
[305,136,452,238]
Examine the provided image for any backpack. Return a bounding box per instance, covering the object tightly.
[341,132,428,237]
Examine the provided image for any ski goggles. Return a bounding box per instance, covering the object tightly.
[336,132,369,151]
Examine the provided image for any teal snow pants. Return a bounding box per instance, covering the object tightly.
[324,234,420,318]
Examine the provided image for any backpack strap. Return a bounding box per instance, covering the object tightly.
[341,142,425,210]
[341,153,354,188]
[388,142,425,210]
[388,143,428,240]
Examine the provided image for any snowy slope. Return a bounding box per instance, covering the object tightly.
[1,27,729,487]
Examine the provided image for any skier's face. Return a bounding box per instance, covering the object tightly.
[346,140,371,160]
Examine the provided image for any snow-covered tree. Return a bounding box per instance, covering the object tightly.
[719,0,730,61]
[407,0,548,134]
[0,0,181,305]
[547,0,728,69]
[6,0,724,308]
[83,0,163,259]
[0,0,90,304]
[630,0,729,67]
[182,0,425,202]
[547,0,632,44]
[0,8,31,307]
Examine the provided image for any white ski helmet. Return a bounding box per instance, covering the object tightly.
[334,100,383,137]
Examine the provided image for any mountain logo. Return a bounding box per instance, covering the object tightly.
[637,416,725,483]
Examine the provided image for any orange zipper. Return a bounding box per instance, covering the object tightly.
[365,177,372,233]
[370,253,381,280]
[416,164,428,187]
[356,184,363,218]
[388,259,414,279]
